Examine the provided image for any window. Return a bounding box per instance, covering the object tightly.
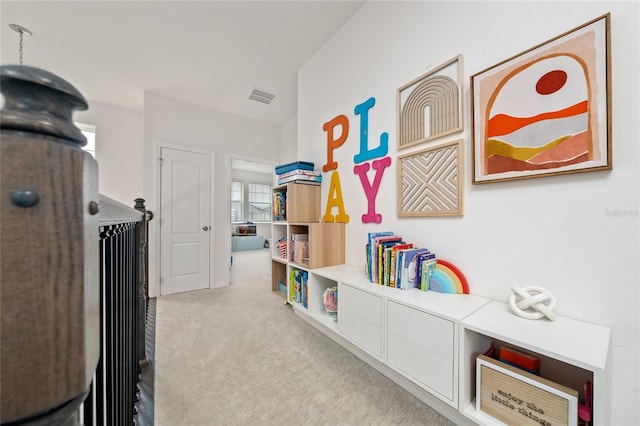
[248,183,271,222]
[231,181,243,222]
[231,181,272,223]
[75,122,96,158]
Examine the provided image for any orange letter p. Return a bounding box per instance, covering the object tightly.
[322,114,349,172]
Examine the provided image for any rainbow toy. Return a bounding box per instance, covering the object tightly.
[429,259,469,294]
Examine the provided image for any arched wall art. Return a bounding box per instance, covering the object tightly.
[397,55,463,150]
[471,13,611,184]
[397,139,463,217]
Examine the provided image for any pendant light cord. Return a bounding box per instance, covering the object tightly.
[9,24,33,65]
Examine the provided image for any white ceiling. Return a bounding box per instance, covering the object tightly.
[0,1,364,126]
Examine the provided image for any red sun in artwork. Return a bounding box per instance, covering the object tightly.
[536,70,568,95]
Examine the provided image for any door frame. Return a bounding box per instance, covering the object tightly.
[227,154,277,274]
[155,142,215,296]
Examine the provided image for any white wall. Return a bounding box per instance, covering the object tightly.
[280,116,298,165]
[75,101,143,205]
[298,1,639,424]
[142,92,281,295]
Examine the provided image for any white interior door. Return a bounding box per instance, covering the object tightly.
[160,147,212,295]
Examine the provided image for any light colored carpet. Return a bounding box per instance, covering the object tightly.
[155,249,456,426]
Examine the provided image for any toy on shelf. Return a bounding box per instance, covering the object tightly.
[323,286,338,322]
[429,259,469,294]
[578,380,592,426]
[509,285,556,320]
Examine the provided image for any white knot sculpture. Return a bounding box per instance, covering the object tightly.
[509,286,557,321]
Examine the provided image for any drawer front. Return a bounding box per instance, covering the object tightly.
[341,309,382,357]
[387,301,453,360]
[340,284,382,327]
[339,284,383,357]
[387,332,454,402]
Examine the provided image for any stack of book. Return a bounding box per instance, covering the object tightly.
[290,268,308,308]
[275,161,322,186]
[365,231,437,291]
[272,190,287,221]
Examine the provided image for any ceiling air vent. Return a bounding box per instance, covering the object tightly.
[249,88,277,105]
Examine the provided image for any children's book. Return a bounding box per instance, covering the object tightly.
[407,249,431,290]
[366,232,394,281]
[383,244,402,287]
[401,248,429,290]
[389,244,413,288]
[277,169,321,179]
[414,250,429,286]
[395,249,412,289]
[418,254,437,291]
[498,346,540,374]
[377,238,402,284]
[278,174,322,185]
[370,233,400,283]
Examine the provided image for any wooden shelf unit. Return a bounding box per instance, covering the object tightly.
[270,182,344,301]
[288,223,345,269]
[272,183,321,223]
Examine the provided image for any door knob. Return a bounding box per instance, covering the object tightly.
[203,226,209,231]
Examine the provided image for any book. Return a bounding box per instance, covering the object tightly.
[291,269,309,306]
[289,269,296,302]
[404,249,430,290]
[498,346,541,374]
[278,174,322,185]
[287,179,321,186]
[366,232,395,282]
[275,161,315,175]
[377,239,402,285]
[411,250,433,287]
[301,270,309,308]
[394,248,413,288]
[289,233,308,263]
[389,243,413,288]
[400,248,428,290]
[418,254,436,291]
[277,169,321,179]
[383,245,397,286]
[372,235,402,283]
[272,191,287,221]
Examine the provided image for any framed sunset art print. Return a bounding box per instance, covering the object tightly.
[471,13,611,184]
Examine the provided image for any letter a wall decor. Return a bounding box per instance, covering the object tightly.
[397,55,463,150]
[397,139,463,217]
[471,13,611,184]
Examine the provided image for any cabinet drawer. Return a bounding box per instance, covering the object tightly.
[387,332,454,401]
[339,284,383,357]
[340,284,382,327]
[386,301,455,403]
[387,301,453,360]
[341,309,382,357]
